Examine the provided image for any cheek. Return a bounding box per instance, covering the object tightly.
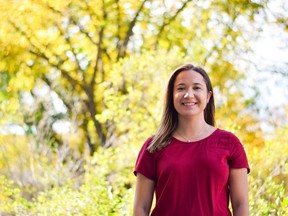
[173,92,181,102]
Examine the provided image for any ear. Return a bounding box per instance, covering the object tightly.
[207,91,212,103]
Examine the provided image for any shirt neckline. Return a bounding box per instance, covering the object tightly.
[171,128,219,144]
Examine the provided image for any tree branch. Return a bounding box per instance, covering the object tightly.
[55,20,87,84]
[9,19,84,91]
[40,74,72,111]
[35,0,99,46]
[29,49,81,88]
[117,0,149,59]
[154,0,192,49]
[90,0,107,88]
[115,0,121,52]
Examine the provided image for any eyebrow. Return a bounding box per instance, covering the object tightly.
[175,82,203,86]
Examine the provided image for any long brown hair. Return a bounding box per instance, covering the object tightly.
[147,63,215,153]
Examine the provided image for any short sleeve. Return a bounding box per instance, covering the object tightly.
[134,137,157,181]
[228,133,250,173]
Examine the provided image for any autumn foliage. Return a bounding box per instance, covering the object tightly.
[0,0,287,215]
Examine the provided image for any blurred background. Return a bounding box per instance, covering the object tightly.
[0,0,287,215]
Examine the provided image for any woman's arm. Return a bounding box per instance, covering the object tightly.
[133,173,155,216]
[229,168,249,216]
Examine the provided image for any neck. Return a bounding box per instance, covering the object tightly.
[177,115,207,133]
[175,116,212,142]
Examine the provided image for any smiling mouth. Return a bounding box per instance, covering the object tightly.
[182,102,196,106]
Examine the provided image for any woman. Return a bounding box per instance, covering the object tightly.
[133,63,250,216]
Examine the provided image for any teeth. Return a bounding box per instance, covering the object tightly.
[183,102,196,106]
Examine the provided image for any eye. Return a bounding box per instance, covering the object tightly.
[194,86,201,90]
[177,87,185,91]
[176,85,185,91]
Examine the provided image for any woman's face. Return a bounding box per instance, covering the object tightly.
[173,70,212,118]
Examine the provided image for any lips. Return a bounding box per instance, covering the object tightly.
[182,102,196,106]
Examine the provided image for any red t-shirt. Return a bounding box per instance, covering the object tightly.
[134,129,250,216]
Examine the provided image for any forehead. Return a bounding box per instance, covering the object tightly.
[174,70,205,84]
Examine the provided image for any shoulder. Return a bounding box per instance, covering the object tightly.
[138,136,155,154]
[135,136,156,163]
[143,136,154,146]
[214,128,243,149]
[216,128,240,140]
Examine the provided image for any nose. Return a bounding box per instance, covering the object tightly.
[184,89,194,98]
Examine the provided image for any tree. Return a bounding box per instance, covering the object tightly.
[0,0,269,155]
[1,1,288,214]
